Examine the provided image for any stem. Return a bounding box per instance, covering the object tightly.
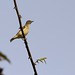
[13,0,38,75]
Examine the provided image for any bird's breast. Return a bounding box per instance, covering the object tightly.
[23,26,30,35]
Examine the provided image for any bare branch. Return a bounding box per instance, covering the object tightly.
[13,0,38,75]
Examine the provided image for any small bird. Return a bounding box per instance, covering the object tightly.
[10,20,33,42]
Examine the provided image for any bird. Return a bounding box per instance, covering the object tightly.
[10,20,33,42]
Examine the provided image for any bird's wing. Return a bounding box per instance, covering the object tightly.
[17,25,26,34]
[16,25,26,37]
[19,25,25,29]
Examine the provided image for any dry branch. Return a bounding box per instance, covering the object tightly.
[13,0,38,75]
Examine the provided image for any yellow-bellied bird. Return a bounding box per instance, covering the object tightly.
[10,20,33,42]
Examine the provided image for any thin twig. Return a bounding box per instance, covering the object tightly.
[13,0,38,75]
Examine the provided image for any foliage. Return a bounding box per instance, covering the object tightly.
[0,52,11,63]
[35,57,47,65]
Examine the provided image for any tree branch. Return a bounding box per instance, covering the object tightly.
[13,0,38,75]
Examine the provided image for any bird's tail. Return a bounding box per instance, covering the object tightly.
[10,36,17,42]
[10,38,15,42]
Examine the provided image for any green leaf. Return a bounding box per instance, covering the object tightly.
[0,52,11,63]
[35,57,47,65]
